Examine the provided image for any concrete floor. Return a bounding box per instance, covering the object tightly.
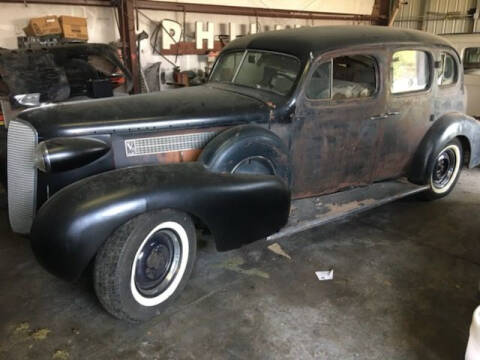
[1,169,480,360]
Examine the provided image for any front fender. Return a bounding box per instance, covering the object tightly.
[31,163,290,281]
[408,112,480,184]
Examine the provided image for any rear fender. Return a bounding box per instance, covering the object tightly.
[408,112,480,184]
[31,163,290,281]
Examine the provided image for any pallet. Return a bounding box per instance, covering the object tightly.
[267,179,428,241]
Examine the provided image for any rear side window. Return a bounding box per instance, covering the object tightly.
[306,55,377,100]
[464,47,480,70]
[391,50,430,94]
[437,52,457,86]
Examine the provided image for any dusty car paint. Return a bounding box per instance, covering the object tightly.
[31,163,290,281]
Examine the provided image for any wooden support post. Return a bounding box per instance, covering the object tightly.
[473,0,480,33]
[118,0,139,93]
[371,0,390,26]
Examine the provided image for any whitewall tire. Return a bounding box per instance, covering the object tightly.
[422,139,463,200]
[94,209,197,322]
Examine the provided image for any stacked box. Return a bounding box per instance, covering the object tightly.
[23,16,62,37]
[59,16,88,41]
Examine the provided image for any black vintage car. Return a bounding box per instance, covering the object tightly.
[7,26,480,321]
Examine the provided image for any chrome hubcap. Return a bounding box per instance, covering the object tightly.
[432,148,456,189]
[134,229,182,298]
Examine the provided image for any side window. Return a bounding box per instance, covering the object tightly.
[305,55,377,100]
[391,50,430,94]
[464,47,480,71]
[437,52,457,86]
[306,61,331,100]
[332,55,377,99]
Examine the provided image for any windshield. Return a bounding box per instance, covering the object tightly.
[464,47,480,70]
[209,50,301,96]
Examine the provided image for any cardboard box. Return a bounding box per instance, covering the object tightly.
[23,16,62,37]
[59,16,88,41]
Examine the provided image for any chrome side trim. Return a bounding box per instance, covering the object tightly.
[124,132,215,157]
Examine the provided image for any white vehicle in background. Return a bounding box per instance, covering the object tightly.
[442,33,480,118]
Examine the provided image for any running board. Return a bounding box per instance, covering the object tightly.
[267,180,428,241]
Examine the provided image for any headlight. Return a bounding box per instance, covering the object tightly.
[34,137,109,173]
[13,93,41,107]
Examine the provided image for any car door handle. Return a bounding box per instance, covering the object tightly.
[370,114,389,120]
[386,111,401,116]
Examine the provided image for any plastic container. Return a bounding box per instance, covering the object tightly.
[466,306,480,360]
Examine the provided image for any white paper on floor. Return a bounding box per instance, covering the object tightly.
[315,269,334,281]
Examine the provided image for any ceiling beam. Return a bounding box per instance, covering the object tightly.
[0,0,111,6]
[1,0,380,22]
[135,1,378,21]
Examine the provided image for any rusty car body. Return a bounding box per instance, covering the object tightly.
[7,26,480,321]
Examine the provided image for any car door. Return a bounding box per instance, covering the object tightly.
[373,48,434,181]
[291,48,387,198]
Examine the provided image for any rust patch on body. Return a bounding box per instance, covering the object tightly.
[323,198,376,214]
[156,149,202,164]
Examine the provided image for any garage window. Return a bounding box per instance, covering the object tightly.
[306,55,377,100]
[437,53,457,86]
[391,50,430,94]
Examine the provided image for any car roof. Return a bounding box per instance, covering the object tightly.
[441,32,480,37]
[441,33,480,45]
[223,25,454,62]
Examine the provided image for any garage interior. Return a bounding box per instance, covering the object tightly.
[1,0,480,359]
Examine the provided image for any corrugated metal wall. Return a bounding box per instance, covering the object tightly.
[393,0,479,34]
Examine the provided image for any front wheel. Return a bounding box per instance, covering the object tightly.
[421,139,463,200]
[94,209,197,322]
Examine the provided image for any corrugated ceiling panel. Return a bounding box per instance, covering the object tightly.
[394,0,477,34]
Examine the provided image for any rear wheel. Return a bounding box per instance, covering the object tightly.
[232,156,276,176]
[199,126,291,186]
[94,209,196,322]
[421,139,463,200]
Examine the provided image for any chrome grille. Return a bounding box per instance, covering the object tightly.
[7,120,37,234]
[124,132,216,157]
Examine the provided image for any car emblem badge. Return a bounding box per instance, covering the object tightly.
[125,140,137,157]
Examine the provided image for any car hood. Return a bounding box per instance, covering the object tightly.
[17,84,272,138]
